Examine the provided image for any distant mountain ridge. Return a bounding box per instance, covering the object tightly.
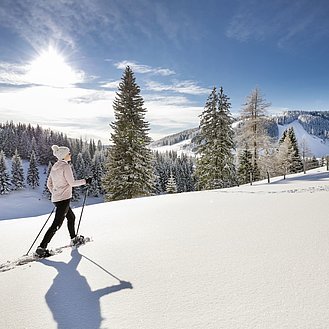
[150,111,329,157]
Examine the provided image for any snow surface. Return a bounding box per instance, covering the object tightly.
[2,167,329,328]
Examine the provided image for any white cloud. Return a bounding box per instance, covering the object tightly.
[114,60,175,76]
[0,62,29,86]
[100,80,121,89]
[146,80,210,95]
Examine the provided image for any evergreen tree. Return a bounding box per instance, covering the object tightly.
[26,150,39,188]
[11,149,25,190]
[195,87,236,190]
[287,127,303,173]
[103,66,154,201]
[89,151,104,197]
[237,145,253,185]
[83,148,93,177]
[237,88,270,182]
[0,150,11,194]
[166,172,177,194]
[43,161,52,199]
[74,153,86,179]
[71,165,81,201]
[278,127,303,175]
[89,139,96,159]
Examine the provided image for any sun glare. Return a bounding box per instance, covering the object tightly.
[26,46,83,87]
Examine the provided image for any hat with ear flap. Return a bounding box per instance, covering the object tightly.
[51,145,70,160]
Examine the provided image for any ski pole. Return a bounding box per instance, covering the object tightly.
[76,187,88,235]
[24,207,55,256]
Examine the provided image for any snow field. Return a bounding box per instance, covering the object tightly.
[1,168,329,328]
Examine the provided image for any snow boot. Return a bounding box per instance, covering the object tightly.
[35,246,52,258]
[70,235,85,247]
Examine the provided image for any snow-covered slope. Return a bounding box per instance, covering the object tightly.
[1,168,329,328]
[277,120,329,157]
[151,116,329,158]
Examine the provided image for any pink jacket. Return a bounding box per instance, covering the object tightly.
[47,160,86,202]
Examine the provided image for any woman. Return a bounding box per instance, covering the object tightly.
[36,145,91,257]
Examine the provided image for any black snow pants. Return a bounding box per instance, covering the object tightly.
[39,199,76,248]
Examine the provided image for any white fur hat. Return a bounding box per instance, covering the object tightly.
[51,145,70,160]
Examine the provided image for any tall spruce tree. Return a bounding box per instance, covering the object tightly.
[0,150,11,194]
[11,149,25,190]
[103,66,154,201]
[195,87,236,190]
[26,150,39,189]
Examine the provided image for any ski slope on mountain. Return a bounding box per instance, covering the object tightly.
[1,167,329,328]
[152,119,329,158]
[277,120,329,157]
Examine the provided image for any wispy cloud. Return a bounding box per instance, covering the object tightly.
[69,90,113,104]
[100,80,121,89]
[0,0,198,53]
[0,62,30,86]
[115,60,175,76]
[226,0,329,48]
[146,80,210,95]
[145,94,192,106]
[0,0,116,50]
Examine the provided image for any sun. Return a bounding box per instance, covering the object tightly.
[26,46,83,87]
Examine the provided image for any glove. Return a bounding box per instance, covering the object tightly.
[85,177,92,185]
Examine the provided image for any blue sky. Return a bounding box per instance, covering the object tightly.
[0,0,329,143]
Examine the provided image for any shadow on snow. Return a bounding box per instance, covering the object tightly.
[40,249,132,329]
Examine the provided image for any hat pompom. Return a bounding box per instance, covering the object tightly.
[51,145,59,152]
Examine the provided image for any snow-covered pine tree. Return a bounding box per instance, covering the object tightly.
[287,127,303,173]
[74,153,86,179]
[11,149,25,190]
[103,66,154,201]
[195,86,236,190]
[89,151,104,197]
[82,148,93,178]
[30,137,39,162]
[89,139,96,159]
[26,150,39,189]
[71,165,81,201]
[237,145,253,185]
[43,161,52,199]
[0,150,11,194]
[166,172,177,194]
[237,88,270,182]
[278,127,303,175]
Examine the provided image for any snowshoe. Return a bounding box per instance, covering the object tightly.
[35,247,53,258]
[70,235,86,247]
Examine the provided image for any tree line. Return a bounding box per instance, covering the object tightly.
[0,66,324,198]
